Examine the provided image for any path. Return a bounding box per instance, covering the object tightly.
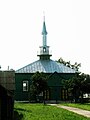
[49,104,90,118]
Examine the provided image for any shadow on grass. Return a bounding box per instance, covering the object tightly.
[14,108,32,113]
[76,103,90,105]
[14,108,32,120]
[14,111,23,120]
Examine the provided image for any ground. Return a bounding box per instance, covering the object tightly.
[14,102,90,120]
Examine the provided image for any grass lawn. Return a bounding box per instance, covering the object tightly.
[61,103,90,111]
[14,103,90,120]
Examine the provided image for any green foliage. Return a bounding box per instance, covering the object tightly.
[57,57,81,71]
[30,72,48,102]
[63,73,90,103]
[14,103,90,120]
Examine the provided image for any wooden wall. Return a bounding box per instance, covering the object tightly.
[0,70,15,120]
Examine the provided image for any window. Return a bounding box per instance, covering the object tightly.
[43,47,46,52]
[23,81,28,91]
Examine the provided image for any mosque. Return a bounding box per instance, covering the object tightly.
[15,17,77,101]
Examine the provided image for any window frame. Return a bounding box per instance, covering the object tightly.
[22,80,29,92]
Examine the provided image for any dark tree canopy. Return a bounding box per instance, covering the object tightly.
[30,72,48,102]
[57,57,81,71]
[63,73,90,103]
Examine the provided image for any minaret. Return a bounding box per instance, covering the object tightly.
[42,15,47,46]
[37,16,52,60]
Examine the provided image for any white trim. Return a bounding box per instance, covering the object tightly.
[23,81,28,91]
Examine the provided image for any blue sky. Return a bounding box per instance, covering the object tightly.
[0,0,90,74]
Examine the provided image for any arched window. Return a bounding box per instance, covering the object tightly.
[23,81,28,91]
[43,47,46,52]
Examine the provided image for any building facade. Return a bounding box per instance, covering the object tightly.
[15,17,77,102]
[0,70,15,120]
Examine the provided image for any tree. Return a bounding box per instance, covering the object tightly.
[57,57,81,71]
[63,73,90,103]
[30,72,48,103]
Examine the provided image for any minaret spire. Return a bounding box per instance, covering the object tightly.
[42,13,47,47]
[37,15,52,60]
[42,15,47,35]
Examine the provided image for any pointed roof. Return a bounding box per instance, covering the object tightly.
[42,18,47,35]
[16,59,77,73]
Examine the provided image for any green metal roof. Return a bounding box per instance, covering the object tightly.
[16,59,77,73]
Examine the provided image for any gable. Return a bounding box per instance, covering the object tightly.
[47,72,64,86]
[47,72,76,87]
